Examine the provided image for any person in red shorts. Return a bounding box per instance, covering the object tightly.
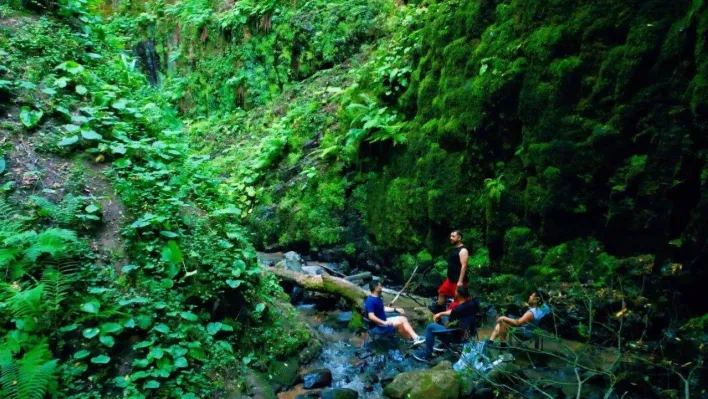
[429,230,469,313]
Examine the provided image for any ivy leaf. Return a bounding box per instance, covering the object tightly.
[56,60,85,75]
[161,240,184,264]
[82,328,100,339]
[81,130,103,140]
[112,98,128,110]
[63,124,81,133]
[80,301,101,314]
[180,311,198,322]
[54,77,69,88]
[58,136,79,147]
[226,279,242,289]
[99,335,115,347]
[207,322,222,335]
[154,323,170,334]
[74,350,91,359]
[100,322,123,334]
[75,85,88,95]
[90,355,111,364]
[19,106,43,128]
[174,357,188,368]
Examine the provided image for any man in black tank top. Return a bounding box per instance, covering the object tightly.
[430,230,469,313]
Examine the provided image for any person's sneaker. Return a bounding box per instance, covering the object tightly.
[408,336,426,348]
[433,344,446,353]
[412,349,432,363]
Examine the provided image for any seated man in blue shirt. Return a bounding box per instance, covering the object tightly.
[364,281,425,347]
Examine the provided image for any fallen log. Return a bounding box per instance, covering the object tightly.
[267,267,368,305]
[344,272,372,283]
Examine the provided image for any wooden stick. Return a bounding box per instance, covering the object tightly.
[388,264,419,306]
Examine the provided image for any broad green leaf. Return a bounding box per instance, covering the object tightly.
[113,158,132,168]
[54,77,69,88]
[226,279,242,289]
[82,328,100,339]
[207,322,222,335]
[85,204,99,213]
[58,135,79,147]
[41,87,56,96]
[63,124,81,133]
[161,240,184,264]
[90,355,110,364]
[100,322,123,334]
[112,98,128,110]
[174,357,188,368]
[133,339,154,349]
[19,106,43,128]
[180,311,198,322]
[221,324,234,332]
[99,335,115,347]
[254,303,266,313]
[80,301,101,314]
[74,350,91,359]
[56,61,85,74]
[143,380,160,389]
[148,347,164,360]
[59,324,79,332]
[81,130,103,140]
[154,323,170,334]
[160,231,179,238]
[111,144,127,154]
[75,85,88,95]
[121,264,139,274]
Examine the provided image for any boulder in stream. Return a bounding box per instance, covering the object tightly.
[383,361,460,399]
[302,368,332,389]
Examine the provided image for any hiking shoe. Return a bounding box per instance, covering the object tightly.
[433,344,446,353]
[412,349,432,363]
[408,336,426,348]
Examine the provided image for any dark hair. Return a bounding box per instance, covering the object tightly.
[456,285,470,298]
[533,289,546,305]
[369,280,381,292]
[452,230,463,240]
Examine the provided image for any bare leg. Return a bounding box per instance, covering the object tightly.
[489,321,509,342]
[392,317,418,340]
[437,292,446,306]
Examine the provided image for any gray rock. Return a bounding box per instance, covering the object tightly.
[302,368,332,389]
[283,251,305,272]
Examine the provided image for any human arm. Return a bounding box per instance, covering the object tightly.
[457,248,469,286]
[384,305,405,315]
[434,309,451,322]
[496,311,534,327]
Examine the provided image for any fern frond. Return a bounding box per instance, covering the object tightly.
[24,228,77,262]
[0,283,44,319]
[0,342,58,399]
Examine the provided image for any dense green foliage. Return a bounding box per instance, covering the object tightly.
[0,2,310,398]
[2,0,708,397]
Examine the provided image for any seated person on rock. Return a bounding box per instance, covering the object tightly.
[488,290,549,344]
[413,285,480,362]
[365,281,425,347]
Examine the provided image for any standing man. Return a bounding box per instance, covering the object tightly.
[430,230,468,313]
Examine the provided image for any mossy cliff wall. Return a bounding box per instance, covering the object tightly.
[243,0,708,317]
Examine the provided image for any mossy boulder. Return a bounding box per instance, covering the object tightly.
[383,361,460,399]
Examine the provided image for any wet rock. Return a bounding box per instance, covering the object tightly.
[335,311,353,325]
[284,251,305,272]
[339,260,352,275]
[321,388,358,399]
[383,361,460,399]
[387,349,404,362]
[302,368,332,389]
[364,383,374,392]
[242,370,276,399]
[290,286,304,303]
[356,350,373,360]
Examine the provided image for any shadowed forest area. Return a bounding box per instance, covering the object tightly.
[0,0,707,398]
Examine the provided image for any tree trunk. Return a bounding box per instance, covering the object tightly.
[267,267,368,305]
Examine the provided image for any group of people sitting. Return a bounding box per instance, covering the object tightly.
[363,230,550,363]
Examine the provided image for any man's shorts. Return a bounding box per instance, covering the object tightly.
[438,278,466,297]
